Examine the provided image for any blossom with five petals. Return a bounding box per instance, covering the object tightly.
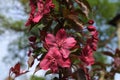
[44,29,77,59]
[80,45,94,65]
[40,47,71,72]
[25,0,54,26]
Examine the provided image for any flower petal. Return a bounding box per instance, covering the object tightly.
[40,47,61,71]
[87,25,96,31]
[51,48,70,68]
[50,62,58,72]
[33,13,43,22]
[52,48,62,59]
[80,56,94,65]
[45,34,57,48]
[60,48,70,58]
[37,0,44,13]
[63,37,76,49]
[25,15,33,26]
[39,58,51,70]
[58,58,71,68]
[56,29,67,41]
[44,0,54,14]
[25,0,36,26]
[32,0,44,23]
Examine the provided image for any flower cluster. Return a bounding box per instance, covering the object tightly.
[25,0,54,26]
[9,0,99,80]
[80,20,98,65]
[40,29,77,72]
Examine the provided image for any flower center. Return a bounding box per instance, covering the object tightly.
[49,56,56,64]
[57,40,64,49]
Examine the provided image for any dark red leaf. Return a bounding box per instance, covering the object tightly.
[27,49,32,57]
[14,62,20,72]
[10,62,20,76]
[9,62,28,78]
[102,51,114,57]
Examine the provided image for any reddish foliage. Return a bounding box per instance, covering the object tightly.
[9,63,28,78]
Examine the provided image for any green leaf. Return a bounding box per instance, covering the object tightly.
[75,32,82,38]
[37,24,45,30]
[45,70,52,76]
[41,48,47,53]
[30,75,45,80]
[53,0,59,12]
[71,48,79,53]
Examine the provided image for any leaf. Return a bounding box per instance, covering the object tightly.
[77,68,86,80]
[30,76,45,80]
[75,0,91,18]
[33,63,40,74]
[33,47,47,57]
[5,76,14,80]
[37,24,45,30]
[76,32,82,38]
[14,62,20,72]
[39,54,46,61]
[102,51,114,57]
[71,68,86,80]
[45,70,52,76]
[53,0,59,12]
[9,62,21,77]
[70,54,80,64]
[33,48,42,55]
[62,8,85,30]
[67,14,84,29]
[9,62,29,78]
[62,8,70,18]
[28,55,35,67]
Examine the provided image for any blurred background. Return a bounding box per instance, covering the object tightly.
[0,0,120,80]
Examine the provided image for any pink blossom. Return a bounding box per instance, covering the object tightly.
[80,45,94,65]
[87,25,96,32]
[25,0,36,26]
[25,0,54,26]
[88,19,94,25]
[40,47,71,72]
[87,28,98,51]
[80,24,98,65]
[91,31,98,51]
[44,29,77,58]
[80,56,94,65]
[33,0,54,22]
[114,57,120,68]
